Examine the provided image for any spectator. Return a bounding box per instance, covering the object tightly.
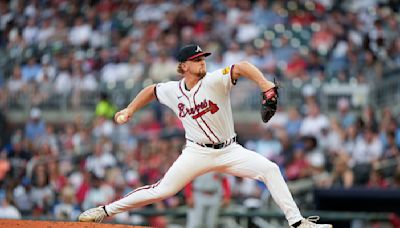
[246,128,282,164]
[48,160,68,193]
[85,141,117,179]
[299,101,329,139]
[39,125,59,156]
[318,154,354,189]
[135,110,162,139]
[72,170,90,206]
[285,144,312,181]
[306,51,325,79]
[30,164,55,216]
[36,55,56,83]
[361,105,379,135]
[22,17,38,45]
[95,92,117,120]
[351,126,383,185]
[367,168,389,189]
[368,19,387,61]
[160,110,184,139]
[115,56,145,83]
[82,173,114,211]
[51,18,69,43]
[303,136,326,176]
[326,38,349,79]
[53,186,81,221]
[274,35,297,65]
[37,17,55,43]
[185,172,231,228]
[13,177,33,216]
[388,37,400,67]
[285,107,302,138]
[359,50,383,82]
[251,0,283,29]
[0,190,21,219]
[336,98,355,129]
[6,66,27,96]
[107,168,137,224]
[235,11,259,44]
[229,176,261,208]
[31,71,52,106]
[74,126,94,156]
[207,52,225,72]
[223,42,245,66]
[285,52,307,79]
[320,118,344,156]
[71,66,98,107]
[311,21,335,56]
[92,116,115,139]
[6,131,31,179]
[68,16,92,47]
[252,42,276,74]
[356,128,383,167]
[264,105,289,129]
[343,124,359,156]
[54,59,73,95]
[382,131,399,160]
[149,51,177,82]
[0,152,10,183]
[25,107,46,142]
[21,57,41,82]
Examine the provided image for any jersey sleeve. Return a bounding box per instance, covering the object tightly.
[154,82,176,109]
[207,65,237,94]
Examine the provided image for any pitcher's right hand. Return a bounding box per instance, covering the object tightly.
[114,108,131,124]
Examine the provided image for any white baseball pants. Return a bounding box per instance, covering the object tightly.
[105,141,304,225]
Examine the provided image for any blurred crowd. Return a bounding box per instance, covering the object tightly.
[0,0,400,108]
[1,0,400,227]
[1,89,400,226]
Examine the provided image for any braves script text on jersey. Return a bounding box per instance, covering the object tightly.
[157,65,235,144]
[104,66,304,225]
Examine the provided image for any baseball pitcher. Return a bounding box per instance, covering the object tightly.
[79,44,332,228]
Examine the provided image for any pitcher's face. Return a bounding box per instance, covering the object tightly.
[186,56,207,78]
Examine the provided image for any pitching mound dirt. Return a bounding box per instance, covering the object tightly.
[0,219,151,228]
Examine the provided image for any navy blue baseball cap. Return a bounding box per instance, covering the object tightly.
[176,44,211,62]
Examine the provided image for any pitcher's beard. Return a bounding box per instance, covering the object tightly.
[197,69,206,78]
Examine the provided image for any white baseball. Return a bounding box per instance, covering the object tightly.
[117,114,127,124]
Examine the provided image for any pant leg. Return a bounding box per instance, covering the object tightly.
[106,146,213,215]
[216,143,303,225]
[190,204,207,228]
[205,203,220,228]
[186,208,199,228]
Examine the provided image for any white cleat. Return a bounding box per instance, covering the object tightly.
[78,206,108,223]
[293,216,333,228]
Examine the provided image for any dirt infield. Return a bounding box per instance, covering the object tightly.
[0,219,151,228]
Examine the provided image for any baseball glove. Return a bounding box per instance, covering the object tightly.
[260,86,279,123]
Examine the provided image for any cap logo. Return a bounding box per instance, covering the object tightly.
[195,46,202,53]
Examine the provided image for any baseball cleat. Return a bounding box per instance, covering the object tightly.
[78,206,108,223]
[292,216,333,228]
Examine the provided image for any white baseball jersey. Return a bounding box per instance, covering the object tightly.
[155,65,237,144]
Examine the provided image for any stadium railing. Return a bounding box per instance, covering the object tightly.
[3,68,400,123]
